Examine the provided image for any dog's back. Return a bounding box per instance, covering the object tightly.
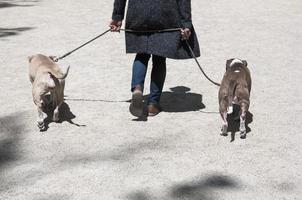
[225,60,251,93]
[219,59,251,111]
[28,54,69,83]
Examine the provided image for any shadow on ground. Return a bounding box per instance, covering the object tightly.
[126,174,241,200]
[60,134,173,165]
[0,1,37,38]
[132,86,205,121]
[0,112,27,169]
[0,0,38,9]
[145,86,205,112]
[0,27,35,38]
[42,101,85,131]
[64,86,205,122]
[64,86,205,113]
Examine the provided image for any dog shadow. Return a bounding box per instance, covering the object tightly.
[42,98,85,131]
[225,105,253,142]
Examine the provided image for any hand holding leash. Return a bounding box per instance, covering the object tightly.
[181,28,191,40]
[109,20,122,32]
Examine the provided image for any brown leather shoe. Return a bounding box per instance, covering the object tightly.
[147,104,161,116]
[129,85,144,117]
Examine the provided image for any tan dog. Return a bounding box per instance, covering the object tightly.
[218,58,251,138]
[28,54,69,130]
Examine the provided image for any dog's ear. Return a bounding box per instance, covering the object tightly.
[28,56,33,63]
[226,59,233,70]
[242,60,248,67]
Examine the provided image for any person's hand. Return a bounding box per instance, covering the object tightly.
[181,28,191,40]
[109,20,122,32]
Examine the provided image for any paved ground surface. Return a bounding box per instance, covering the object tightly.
[0,0,301,199]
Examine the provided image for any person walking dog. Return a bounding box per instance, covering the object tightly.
[110,0,200,117]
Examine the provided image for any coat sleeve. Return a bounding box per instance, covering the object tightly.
[112,0,127,21]
[177,0,193,29]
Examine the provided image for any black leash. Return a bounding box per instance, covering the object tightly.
[54,28,111,62]
[120,28,182,33]
[55,27,220,86]
[64,98,129,103]
[185,40,220,86]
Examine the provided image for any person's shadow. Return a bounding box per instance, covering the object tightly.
[42,95,85,131]
[144,86,205,113]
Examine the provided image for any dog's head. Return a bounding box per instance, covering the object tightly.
[226,58,248,71]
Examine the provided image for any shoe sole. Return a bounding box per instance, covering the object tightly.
[129,90,144,117]
[148,112,158,117]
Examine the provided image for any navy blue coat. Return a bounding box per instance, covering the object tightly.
[112,0,200,59]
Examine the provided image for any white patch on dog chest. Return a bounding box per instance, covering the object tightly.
[227,106,233,114]
[234,70,240,73]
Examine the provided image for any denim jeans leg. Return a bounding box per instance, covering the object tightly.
[149,55,166,105]
[131,54,151,92]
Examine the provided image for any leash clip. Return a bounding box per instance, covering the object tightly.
[49,56,59,62]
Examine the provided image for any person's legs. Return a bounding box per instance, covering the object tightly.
[148,55,166,115]
[130,53,151,117]
[131,53,151,91]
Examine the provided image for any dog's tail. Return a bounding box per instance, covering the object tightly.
[49,65,70,79]
[227,80,237,114]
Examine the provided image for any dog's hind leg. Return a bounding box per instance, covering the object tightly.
[52,81,65,122]
[220,112,228,136]
[219,97,229,136]
[239,100,249,138]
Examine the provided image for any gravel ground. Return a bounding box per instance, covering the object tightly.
[0,0,301,199]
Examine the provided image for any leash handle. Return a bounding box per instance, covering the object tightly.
[185,40,220,86]
[55,28,111,62]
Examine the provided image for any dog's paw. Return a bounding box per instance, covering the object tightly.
[52,112,59,122]
[37,121,45,131]
[239,123,246,139]
[240,131,247,139]
[220,124,228,136]
[240,122,246,132]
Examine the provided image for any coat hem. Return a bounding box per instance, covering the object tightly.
[125,50,200,60]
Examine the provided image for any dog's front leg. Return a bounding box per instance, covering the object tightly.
[37,106,47,130]
[51,92,60,122]
[33,93,47,130]
[53,103,61,122]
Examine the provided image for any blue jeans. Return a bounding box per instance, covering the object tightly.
[131,53,166,105]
